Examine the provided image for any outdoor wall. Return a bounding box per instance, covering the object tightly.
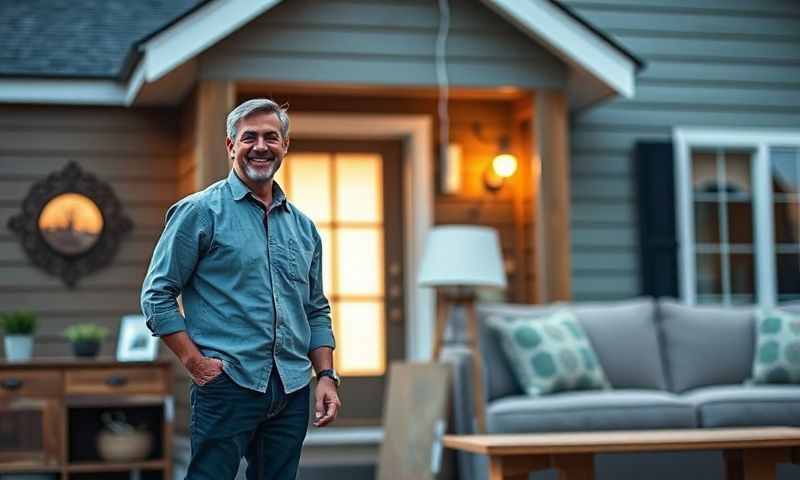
[563,0,800,300]
[199,0,566,89]
[0,105,180,356]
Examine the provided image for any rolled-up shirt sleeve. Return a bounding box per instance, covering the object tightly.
[140,200,211,337]
[306,230,335,352]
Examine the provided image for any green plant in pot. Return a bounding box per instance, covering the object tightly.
[64,323,108,358]
[1,310,37,361]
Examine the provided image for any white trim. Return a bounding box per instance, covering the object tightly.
[140,0,281,84]
[0,78,127,105]
[303,426,383,446]
[673,126,800,306]
[481,0,636,98]
[291,113,435,362]
[125,62,147,106]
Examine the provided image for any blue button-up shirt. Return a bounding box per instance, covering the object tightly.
[140,169,335,394]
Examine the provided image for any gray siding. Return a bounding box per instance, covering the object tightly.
[199,0,566,88]
[0,106,179,356]
[564,0,800,300]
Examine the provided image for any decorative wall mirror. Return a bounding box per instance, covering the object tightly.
[8,161,133,287]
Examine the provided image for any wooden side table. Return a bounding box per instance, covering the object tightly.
[0,358,173,480]
[444,427,800,480]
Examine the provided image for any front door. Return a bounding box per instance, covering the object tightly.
[276,139,405,426]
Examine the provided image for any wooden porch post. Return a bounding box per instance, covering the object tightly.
[534,91,572,302]
[195,80,235,189]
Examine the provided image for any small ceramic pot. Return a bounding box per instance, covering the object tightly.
[4,335,33,361]
[72,340,100,358]
[97,429,152,462]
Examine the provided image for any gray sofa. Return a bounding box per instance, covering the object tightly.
[441,298,800,480]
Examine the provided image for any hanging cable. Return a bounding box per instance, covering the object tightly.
[436,0,450,170]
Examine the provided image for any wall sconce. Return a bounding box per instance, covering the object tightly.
[483,143,519,193]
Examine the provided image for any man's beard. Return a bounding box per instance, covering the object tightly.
[239,156,282,183]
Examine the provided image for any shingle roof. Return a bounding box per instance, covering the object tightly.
[0,0,200,79]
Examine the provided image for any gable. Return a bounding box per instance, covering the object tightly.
[198,0,567,89]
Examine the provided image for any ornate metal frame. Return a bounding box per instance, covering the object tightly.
[8,161,133,287]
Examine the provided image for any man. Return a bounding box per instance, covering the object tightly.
[141,98,341,480]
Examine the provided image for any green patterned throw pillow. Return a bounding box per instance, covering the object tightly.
[486,310,610,396]
[751,308,800,384]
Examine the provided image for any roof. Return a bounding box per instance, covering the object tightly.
[0,0,641,106]
[0,0,200,79]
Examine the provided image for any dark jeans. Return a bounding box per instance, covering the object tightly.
[186,368,310,480]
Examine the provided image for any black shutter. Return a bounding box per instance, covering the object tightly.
[635,141,678,298]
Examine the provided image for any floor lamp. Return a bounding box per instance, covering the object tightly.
[418,225,507,433]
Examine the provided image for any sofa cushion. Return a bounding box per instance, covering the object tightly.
[659,300,755,392]
[487,389,697,433]
[478,303,561,400]
[572,298,667,390]
[752,308,800,384]
[487,310,610,396]
[478,298,665,400]
[684,384,800,427]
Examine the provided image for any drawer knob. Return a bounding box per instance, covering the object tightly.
[0,378,23,390]
[105,375,128,387]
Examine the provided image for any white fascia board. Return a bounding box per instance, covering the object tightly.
[0,78,127,105]
[140,0,282,83]
[481,0,636,98]
[124,61,147,106]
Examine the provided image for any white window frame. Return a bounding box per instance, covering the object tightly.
[674,127,800,307]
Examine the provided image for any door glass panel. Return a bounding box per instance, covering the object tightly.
[288,153,332,222]
[318,227,333,297]
[333,301,385,376]
[281,147,387,377]
[336,228,384,296]
[335,154,383,222]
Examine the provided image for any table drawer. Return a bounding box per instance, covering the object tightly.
[65,367,166,395]
[0,371,62,398]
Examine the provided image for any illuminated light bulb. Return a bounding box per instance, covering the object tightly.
[492,154,518,179]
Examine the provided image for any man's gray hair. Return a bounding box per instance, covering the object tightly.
[226,98,290,141]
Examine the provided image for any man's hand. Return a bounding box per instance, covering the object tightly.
[313,377,341,427]
[184,355,223,385]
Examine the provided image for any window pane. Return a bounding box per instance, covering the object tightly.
[696,253,721,295]
[332,301,385,376]
[730,253,754,295]
[336,228,384,296]
[287,153,331,222]
[691,149,753,195]
[774,200,800,244]
[770,147,799,196]
[335,154,383,222]
[727,201,753,244]
[725,152,752,194]
[694,201,719,243]
[777,252,800,299]
[692,151,717,194]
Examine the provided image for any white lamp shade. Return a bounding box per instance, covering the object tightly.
[417,225,507,288]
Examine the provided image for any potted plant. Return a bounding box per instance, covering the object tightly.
[64,323,108,358]
[1,310,37,361]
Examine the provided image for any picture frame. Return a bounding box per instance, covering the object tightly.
[116,315,159,361]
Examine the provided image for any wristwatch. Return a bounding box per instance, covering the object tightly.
[316,368,341,387]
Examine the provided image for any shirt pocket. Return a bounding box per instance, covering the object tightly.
[272,237,302,284]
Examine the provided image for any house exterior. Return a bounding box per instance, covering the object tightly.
[1,0,799,478]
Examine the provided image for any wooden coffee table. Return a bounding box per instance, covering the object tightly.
[444,427,800,480]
